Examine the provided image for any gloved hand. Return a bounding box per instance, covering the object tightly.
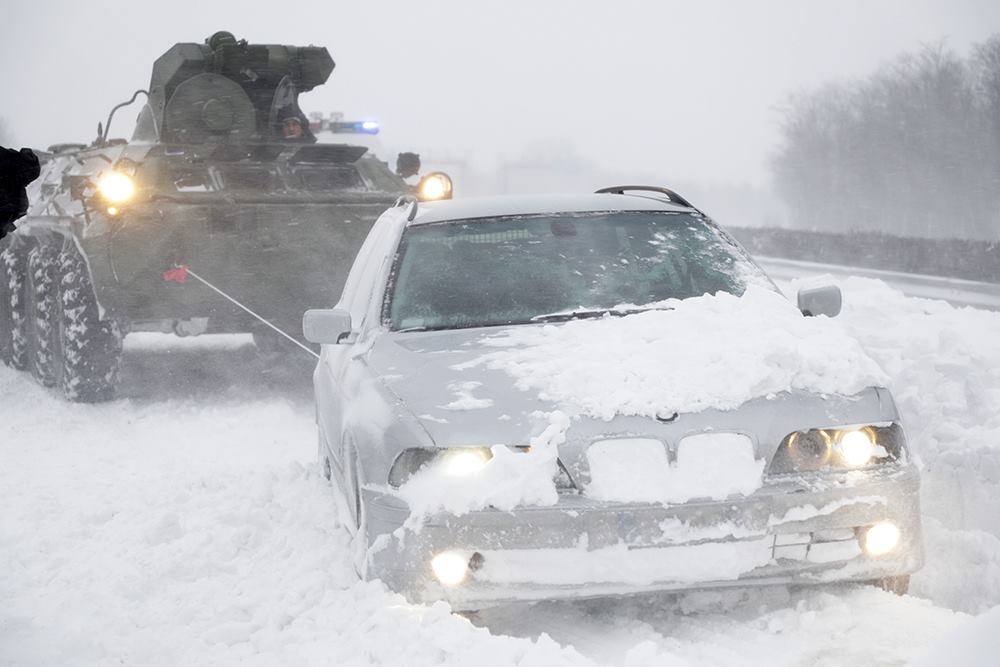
[1,146,41,240]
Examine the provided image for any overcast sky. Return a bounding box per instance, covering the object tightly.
[2,0,998,190]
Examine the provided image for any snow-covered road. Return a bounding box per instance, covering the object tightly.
[2,278,999,665]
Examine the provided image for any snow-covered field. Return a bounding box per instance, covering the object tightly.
[2,277,999,665]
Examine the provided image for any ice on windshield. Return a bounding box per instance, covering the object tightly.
[387,212,769,331]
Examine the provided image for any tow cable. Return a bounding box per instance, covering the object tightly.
[162,264,320,360]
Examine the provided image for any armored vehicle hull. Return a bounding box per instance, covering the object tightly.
[0,33,443,401]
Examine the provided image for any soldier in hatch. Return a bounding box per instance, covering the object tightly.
[281,116,306,140]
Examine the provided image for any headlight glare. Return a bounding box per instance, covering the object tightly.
[97,171,136,203]
[431,552,470,586]
[439,448,492,476]
[838,428,875,467]
[416,171,453,201]
[862,521,901,556]
[388,446,494,487]
[768,423,905,475]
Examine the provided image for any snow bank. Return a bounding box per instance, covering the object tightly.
[913,604,1000,667]
[466,286,886,420]
[826,277,1000,614]
[0,371,589,667]
[4,279,998,664]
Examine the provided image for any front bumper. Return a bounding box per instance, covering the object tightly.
[365,464,923,610]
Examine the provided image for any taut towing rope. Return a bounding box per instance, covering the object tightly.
[162,264,320,360]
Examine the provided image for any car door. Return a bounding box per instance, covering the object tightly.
[315,210,402,476]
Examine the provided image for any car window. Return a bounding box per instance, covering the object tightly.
[385,211,768,331]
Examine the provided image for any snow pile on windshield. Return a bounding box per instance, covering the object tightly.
[395,411,568,517]
[467,285,886,420]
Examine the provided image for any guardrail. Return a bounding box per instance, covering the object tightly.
[756,256,1000,311]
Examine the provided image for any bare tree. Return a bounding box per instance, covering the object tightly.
[772,38,1000,240]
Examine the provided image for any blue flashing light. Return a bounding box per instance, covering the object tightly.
[329,120,381,135]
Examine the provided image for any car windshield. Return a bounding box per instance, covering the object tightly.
[386,211,768,331]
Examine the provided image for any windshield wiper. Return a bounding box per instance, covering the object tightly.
[531,305,673,323]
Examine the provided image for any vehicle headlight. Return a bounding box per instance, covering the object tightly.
[97,171,136,203]
[837,428,876,467]
[416,171,453,201]
[388,446,493,487]
[768,423,904,475]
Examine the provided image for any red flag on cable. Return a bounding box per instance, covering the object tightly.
[163,265,189,284]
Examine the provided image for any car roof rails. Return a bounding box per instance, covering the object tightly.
[595,185,698,211]
[394,194,419,221]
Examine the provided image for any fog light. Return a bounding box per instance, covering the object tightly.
[431,552,469,586]
[863,521,900,556]
[839,429,875,467]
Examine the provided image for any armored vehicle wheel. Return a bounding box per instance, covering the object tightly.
[26,242,61,386]
[1,241,30,369]
[54,245,123,402]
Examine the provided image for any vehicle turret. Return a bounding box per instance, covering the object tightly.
[134,31,334,144]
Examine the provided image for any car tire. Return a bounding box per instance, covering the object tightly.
[870,575,909,595]
[26,242,61,386]
[55,245,123,402]
[1,240,30,369]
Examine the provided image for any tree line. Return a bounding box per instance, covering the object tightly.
[772,36,1000,240]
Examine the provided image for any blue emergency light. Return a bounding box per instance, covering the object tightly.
[329,120,380,135]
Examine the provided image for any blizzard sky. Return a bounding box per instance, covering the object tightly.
[2,0,998,189]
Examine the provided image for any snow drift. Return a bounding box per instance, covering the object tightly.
[466,285,887,420]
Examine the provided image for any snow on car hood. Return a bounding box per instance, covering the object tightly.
[371,286,888,446]
[370,328,554,449]
[371,286,889,514]
[458,286,887,420]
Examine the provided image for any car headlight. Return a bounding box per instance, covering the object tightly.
[416,171,453,201]
[97,171,136,203]
[768,423,905,475]
[388,447,493,487]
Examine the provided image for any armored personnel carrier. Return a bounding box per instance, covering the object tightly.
[0,32,451,401]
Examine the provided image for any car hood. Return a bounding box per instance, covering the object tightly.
[369,327,547,448]
[367,326,895,464]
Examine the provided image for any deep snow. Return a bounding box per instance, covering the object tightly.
[464,286,886,420]
[2,277,999,665]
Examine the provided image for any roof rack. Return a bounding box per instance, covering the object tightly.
[595,185,698,210]
[393,195,419,221]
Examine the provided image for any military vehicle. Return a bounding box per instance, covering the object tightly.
[0,32,452,401]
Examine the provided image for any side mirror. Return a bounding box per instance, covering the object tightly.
[303,308,352,344]
[797,283,842,317]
